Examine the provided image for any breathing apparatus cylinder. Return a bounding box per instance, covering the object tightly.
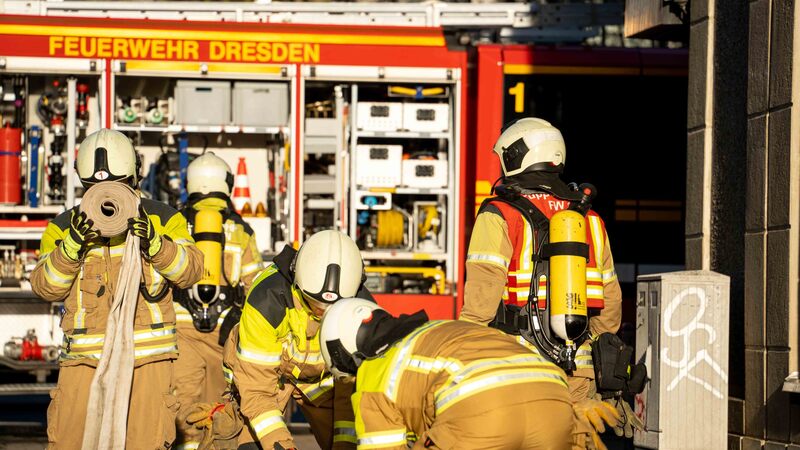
[548,209,588,343]
[193,209,223,303]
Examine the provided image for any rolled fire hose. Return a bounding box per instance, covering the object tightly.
[80,181,140,237]
[80,182,142,450]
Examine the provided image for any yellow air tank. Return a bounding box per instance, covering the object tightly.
[194,209,223,303]
[548,209,589,342]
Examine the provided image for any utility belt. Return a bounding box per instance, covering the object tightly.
[490,301,590,366]
[175,284,244,345]
[491,304,646,397]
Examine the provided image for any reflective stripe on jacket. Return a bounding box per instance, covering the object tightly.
[228,246,367,448]
[30,198,203,367]
[353,321,570,450]
[462,192,622,338]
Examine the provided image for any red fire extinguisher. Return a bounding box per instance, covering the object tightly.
[0,123,22,205]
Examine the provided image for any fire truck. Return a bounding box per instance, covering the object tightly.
[0,1,687,392]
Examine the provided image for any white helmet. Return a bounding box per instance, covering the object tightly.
[320,298,384,380]
[493,118,566,177]
[294,230,364,305]
[187,152,234,196]
[76,129,139,187]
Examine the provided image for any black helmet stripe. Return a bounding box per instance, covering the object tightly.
[94,147,110,175]
[323,263,342,294]
[502,137,530,172]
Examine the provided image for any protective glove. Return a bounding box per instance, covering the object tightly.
[605,397,644,438]
[211,402,243,441]
[183,402,224,450]
[127,204,162,258]
[573,397,621,450]
[61,210,100,261]
[185,402,221,429]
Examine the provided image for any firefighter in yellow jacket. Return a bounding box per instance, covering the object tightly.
[30,129,203,449]
[224,230,372,450]
[174,153,264,449]
[461,118,627,449]
[320,298,582,450]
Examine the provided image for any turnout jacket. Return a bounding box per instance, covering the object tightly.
[229,245,371,449]
[174,196,264,331]
[462,191,623,391]
[30,198,203,367]
[463,192,622,335]
[352,320,570,450]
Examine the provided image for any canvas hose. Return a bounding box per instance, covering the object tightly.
[79,181,140,237]
[80,181,142,449]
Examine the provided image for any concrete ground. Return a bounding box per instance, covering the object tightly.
[0,430,322,450]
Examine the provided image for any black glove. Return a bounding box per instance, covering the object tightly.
[61,210,100,261]
[127,205,162,258]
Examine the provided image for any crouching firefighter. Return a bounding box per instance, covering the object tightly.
[461,118,644,449]
[174,153,264,449]
[320,298,574,450]
[207,230,373,450]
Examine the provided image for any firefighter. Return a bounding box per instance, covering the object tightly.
[219,230,372,450]
[460,118,627,449]
[320,298,580,450]
[30,129,203,449]
[174,153,264,449]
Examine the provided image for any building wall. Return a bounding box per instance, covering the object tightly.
[687,0,800,447]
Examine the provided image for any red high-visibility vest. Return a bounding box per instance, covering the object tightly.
[488,193,609,310]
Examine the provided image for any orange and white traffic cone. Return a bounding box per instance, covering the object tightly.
[232,157,253,216]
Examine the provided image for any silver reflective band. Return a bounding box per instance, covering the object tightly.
[386,321,448,400]
[162,246,188,278]
[252,414,286,435]
[445,355,550,387]
[334,427,357,437]
[408,357,462,374]
[466,253,508,267]
[44,259,73,285]
[358,432,407,446]
[302,376,334,400]
[435,371,566,412]
[238,347,282,364]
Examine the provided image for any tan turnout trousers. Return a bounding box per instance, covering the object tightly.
[235,382,339,449]
[47,360,178,449]
[417,397,573,450]
[174,326,229,448]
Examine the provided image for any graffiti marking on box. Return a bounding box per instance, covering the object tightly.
[661,287,728,399]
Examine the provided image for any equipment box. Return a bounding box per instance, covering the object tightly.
[403,103,449,133]
[402,159,448,188]
[233,82,289,127]
[356,102,403,132]
[175,80,231,125]
[356,145,403,187]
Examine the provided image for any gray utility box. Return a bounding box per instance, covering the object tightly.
[635,270,729,450]
[233,82,288,127]
[175,80,231,125]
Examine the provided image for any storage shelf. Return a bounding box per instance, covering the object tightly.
[362,250,447,261]
[0,287,38,300]
[356,130,450,139]
[0,228,46,241]
[360,187,450,195]
[0,205,64,214]
[113,124,287,135]
[0,382,56,396]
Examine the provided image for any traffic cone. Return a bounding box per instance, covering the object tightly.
[232,157,252,214]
